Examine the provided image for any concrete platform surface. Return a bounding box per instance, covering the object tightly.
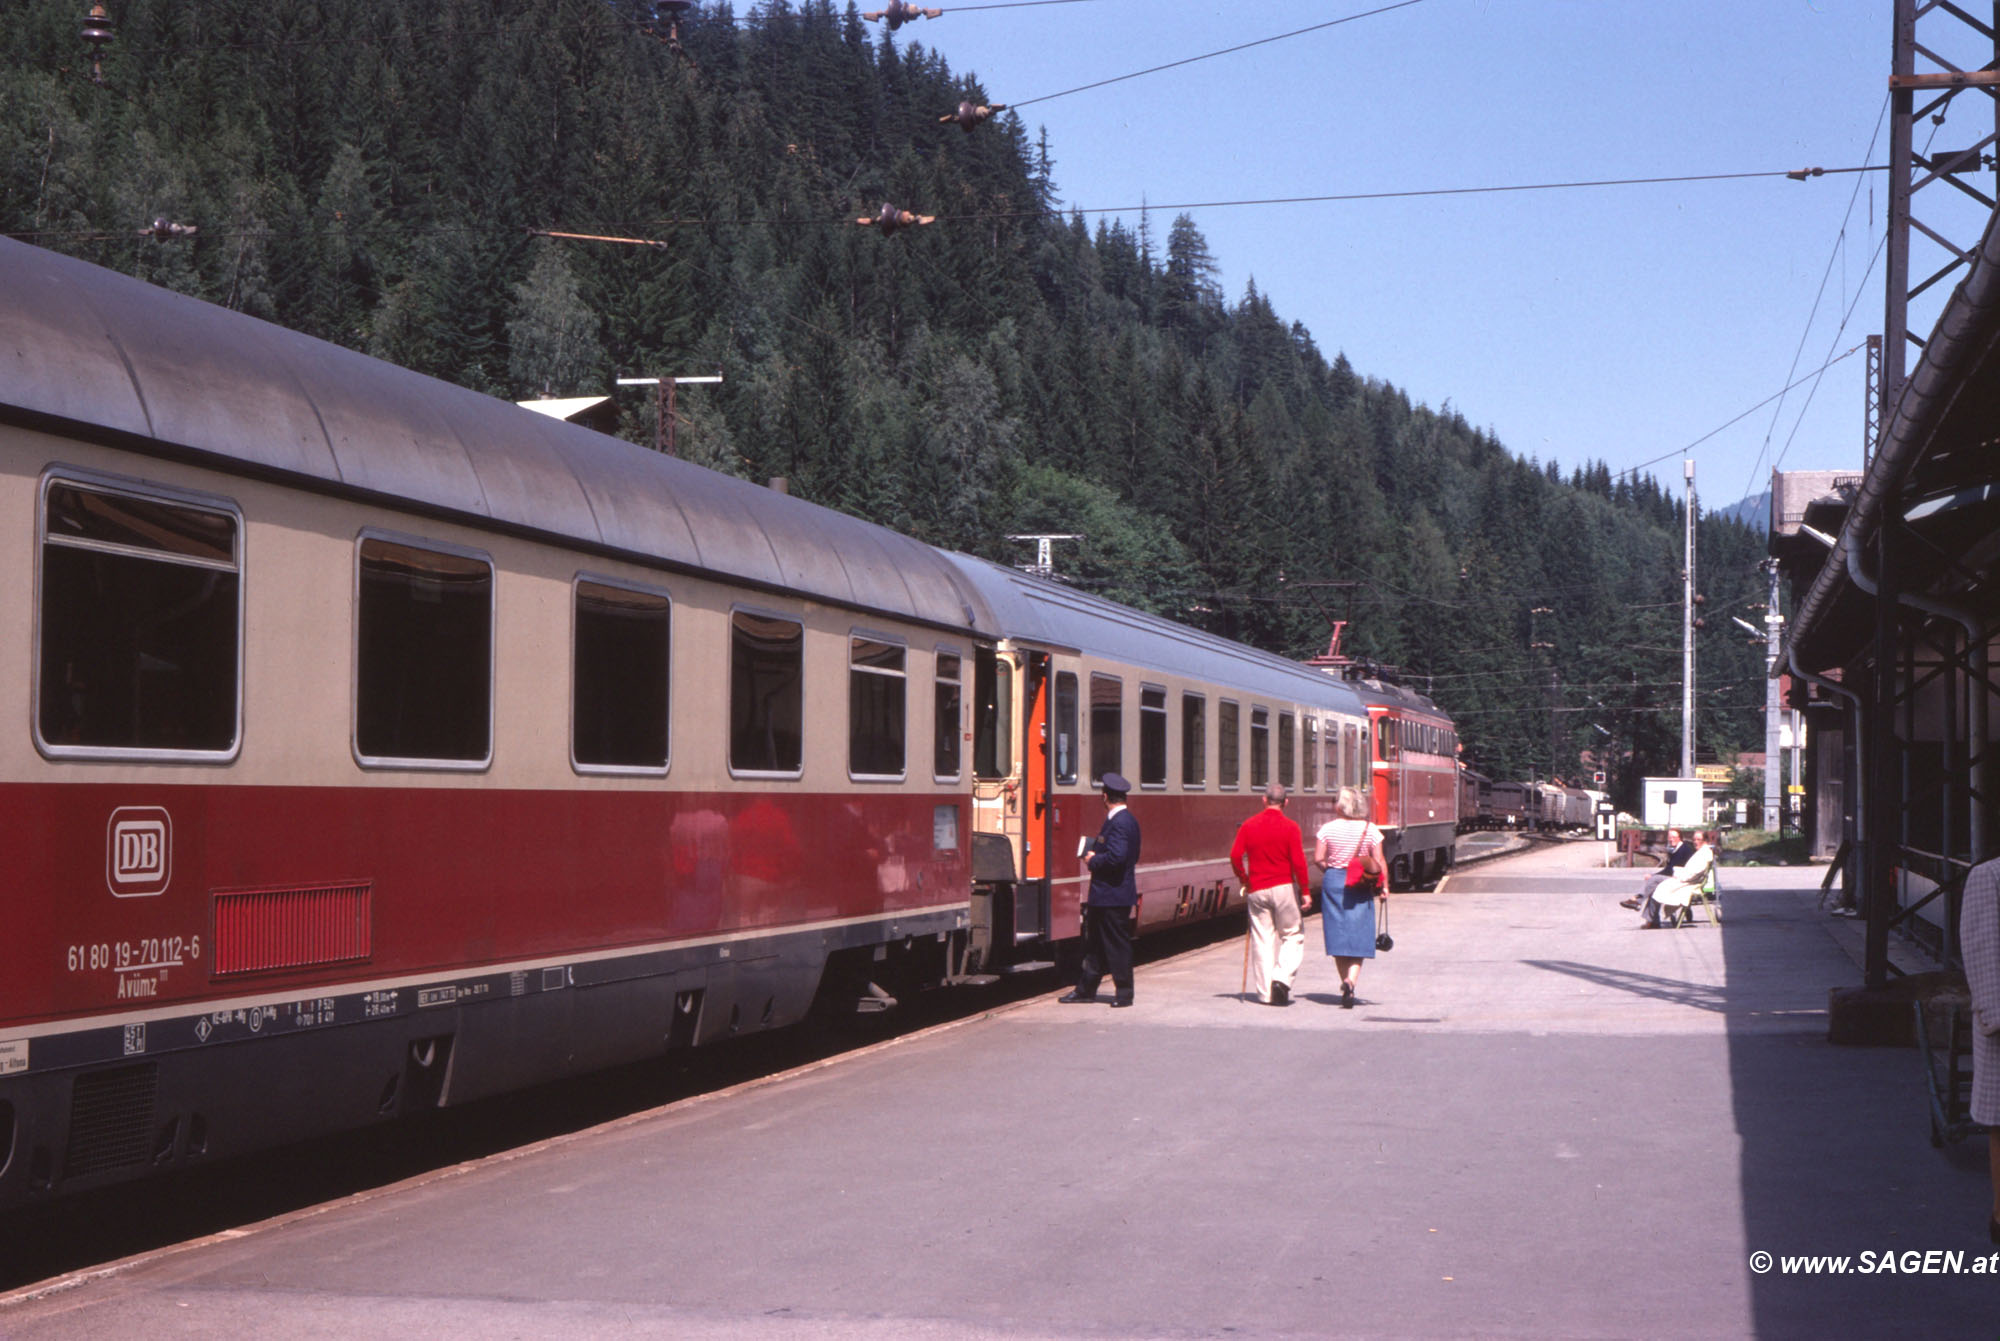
[3,842,1994,1339]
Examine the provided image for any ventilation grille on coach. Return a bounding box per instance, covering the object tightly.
[212,882,372,975]
[65,1063,158,1179]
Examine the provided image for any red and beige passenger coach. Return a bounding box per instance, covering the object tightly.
[0,241,1407,1207]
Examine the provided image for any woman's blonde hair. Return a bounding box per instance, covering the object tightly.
[1336,785,1371,820]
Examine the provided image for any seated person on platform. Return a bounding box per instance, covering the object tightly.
[1640,831,1715,927]
[1620,827,1693,911]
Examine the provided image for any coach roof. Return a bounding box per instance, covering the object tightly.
[0,239,986,634]
[937,552,1371,711]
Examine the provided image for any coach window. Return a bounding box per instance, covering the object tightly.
[1249,707,1270,788]
[849,634,907,780]
[1090,674,1123,785]
[1218,700,1240,789]
[37,475,241,758]
[934,651,963,780]
[973,647,1013,779]
[1278,711,1296,788]
[730,610,804,776]
[355,535,492,767]
[1181,693,1207,787]
[1302,718,1318,791]
[572,578,670,773]
[1139,685,1167,788]
[1053,671,1079,784]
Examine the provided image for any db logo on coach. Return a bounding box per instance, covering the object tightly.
[107,807,172,898]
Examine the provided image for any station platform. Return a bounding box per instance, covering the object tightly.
[4,842,1993,1338]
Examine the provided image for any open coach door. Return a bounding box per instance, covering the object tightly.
[961,644,1057,974]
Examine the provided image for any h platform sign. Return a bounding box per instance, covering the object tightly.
[106,807,172,897]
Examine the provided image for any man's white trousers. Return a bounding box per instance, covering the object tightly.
[1247,883,1305,1002]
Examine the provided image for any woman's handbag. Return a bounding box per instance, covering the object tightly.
[1345,848,1383,897]
[1375,897,1394,952]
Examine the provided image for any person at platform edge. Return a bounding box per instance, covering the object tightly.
[1231,784,1309,1005]
[1959,855,2000,1245]
[1061,771,1142,1008]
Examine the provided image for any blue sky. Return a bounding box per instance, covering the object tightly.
[886,0,1984,508]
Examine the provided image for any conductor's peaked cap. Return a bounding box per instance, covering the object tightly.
[1099,773,1132,795]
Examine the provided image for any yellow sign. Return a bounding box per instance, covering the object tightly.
[1693,765,1733,785]
[1787,784,1804,795]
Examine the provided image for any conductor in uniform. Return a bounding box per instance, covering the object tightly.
[1061,771,1141,1008]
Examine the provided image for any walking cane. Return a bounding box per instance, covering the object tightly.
[1241,910,1252,1000]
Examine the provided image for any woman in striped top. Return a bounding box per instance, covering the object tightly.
[1314,786,1392,1009]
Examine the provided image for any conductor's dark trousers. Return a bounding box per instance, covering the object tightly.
[1075,904,1135,1004]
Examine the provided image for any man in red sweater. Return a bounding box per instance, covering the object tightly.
[1231,784,1310,1005]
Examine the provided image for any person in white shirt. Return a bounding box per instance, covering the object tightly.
[1639,831,1715,928]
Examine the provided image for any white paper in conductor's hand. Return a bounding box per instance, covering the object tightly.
[1077,836,1092,858]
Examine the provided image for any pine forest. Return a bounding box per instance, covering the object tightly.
[1,0,1773,805]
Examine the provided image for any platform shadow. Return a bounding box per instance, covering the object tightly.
[1521,958,1729,1013]
[1712,886,1991,1333]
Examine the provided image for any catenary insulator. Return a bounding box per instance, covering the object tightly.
[855,204,936,236]
[863,2,943,30]
[941,101,1007,133]
[81,3,114,85]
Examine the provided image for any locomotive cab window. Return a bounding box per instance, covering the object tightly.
[1090,673,1123,785]
[572,578,671,773]
[355,535,492,767]
[1139,685,1167,788]
[934,650,963,780]
[1181,693,1206,787]
[849,633,907,781]
[731,610,804,776]
[37,475,241,759]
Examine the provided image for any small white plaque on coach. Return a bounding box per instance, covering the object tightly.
[0,1040,27,1075]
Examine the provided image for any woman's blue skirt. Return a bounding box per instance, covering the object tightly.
[1320,871,1378,958]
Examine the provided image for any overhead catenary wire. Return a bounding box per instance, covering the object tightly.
[1765,111,1960,479]
[511,165,1898,248]
[1617,343,1867,481]
[1007,0,1428,110]
[1738,92,1891,500]
[947,0,1111,10]
[1765,233,1887,478]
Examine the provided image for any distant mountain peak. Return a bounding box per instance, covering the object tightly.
[1714,490,1769,530]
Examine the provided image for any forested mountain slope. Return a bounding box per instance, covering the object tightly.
[1,0,1767,796]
